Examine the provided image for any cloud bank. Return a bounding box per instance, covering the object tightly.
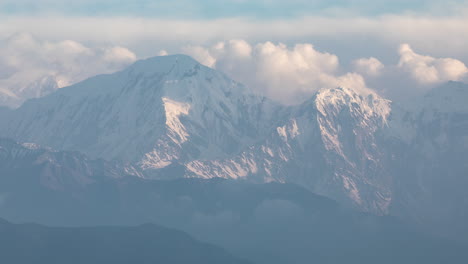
[185,40,372,104]
[353,57,384,76]
[1,14,467,63]
[0,33,136,107]
[398,43,468,84]
[0,33,467,107]
[183,40,468,104]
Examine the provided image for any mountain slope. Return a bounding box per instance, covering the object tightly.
[0,139,466,264]
[0,137,141,191]
[0,218,250,264]
[0,138,145,224]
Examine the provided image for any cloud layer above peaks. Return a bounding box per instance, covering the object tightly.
[398,44,468,84]
[0,33,136,107]
[2,33,467,107]
[184,40,371,104]
[183,40,468,104]
[0,33,136,87]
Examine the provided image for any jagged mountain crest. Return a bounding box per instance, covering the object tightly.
[186,86,393,213]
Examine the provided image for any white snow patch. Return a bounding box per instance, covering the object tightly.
[341,175,363,205]
[162,97,191,144]
[139,140,180,170]
[262,146,275,157]
[276,119,300,142]
[21,142,41,150]
[277,126,288,141]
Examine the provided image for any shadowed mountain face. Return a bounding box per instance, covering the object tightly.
[0,139,467,264]
[0,219,250,264]
[0,55,467,244]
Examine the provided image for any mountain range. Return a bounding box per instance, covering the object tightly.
[0,218,250,264]
[0,54,467,243]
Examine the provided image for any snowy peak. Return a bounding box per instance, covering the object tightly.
[184,86,394,213]
[0,54,276,173]
[122,54,250,100]
[314,87,391,125]
[0,75,59,108]
[126,54,201,77]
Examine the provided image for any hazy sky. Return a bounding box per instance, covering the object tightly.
[1,0,467,103]
[1,0,467,18]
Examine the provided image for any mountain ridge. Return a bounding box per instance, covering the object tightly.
[0,217,251,264]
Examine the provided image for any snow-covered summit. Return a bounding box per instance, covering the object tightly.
[126,54,202,77]
[118,54,254,100]
[314,87,391,124]
[0,55,277,173]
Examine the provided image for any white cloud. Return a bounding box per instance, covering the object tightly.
[224,39,252,59]
[0,33,137,107]
[337,73,368,93]
[398,43,468,84]
[185,40,370,104]
[158,50,169,56]
[1,31,466,107]
[103,46,137,66]
[183,45,217,68]
[1,15,468,63]
[353,57,384,76]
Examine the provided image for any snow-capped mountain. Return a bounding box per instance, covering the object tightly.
[0,75,59,108]
[1,55,467,238]
[0,55,394,212]
[0,55,278,176]
[187,87,393,213]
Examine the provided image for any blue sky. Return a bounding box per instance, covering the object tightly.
[1,0,467,62]
[1,0,467,18]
